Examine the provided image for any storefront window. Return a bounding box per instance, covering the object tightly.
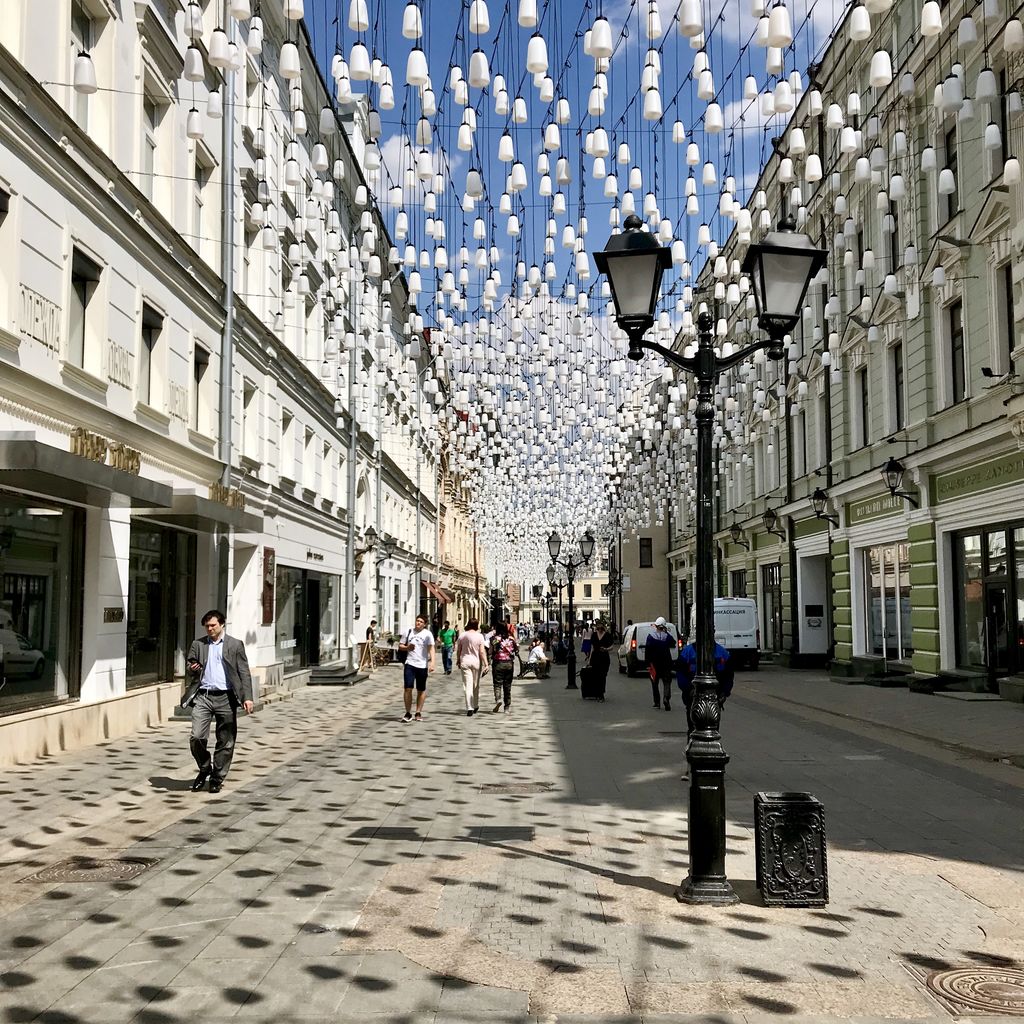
[275,566,343,673]
[0,491,84,713]
[127,523,196,687]
[275,563,303,673]
[864,543,912,660]
[958,534,985,668]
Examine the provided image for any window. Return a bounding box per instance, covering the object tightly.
[141,94,159,200]
[280,409,293,479]
[730,569,747,597]
[887,200,900,275]
[138,304,162,407]
[994,69,1009,171]
[816,393,827,469]
[303,428,315,490]
[242,382,258,459]
[949,299,965,403]
[191,345,209,430]
[864,544,912,661]
[68,248,101,368]
[891,343,905,431]
[795,409,807,478]
[1000,262,1016,369]
[193,159,207,249]
[855,367,869,448]
[584,583,592,598]
[532,585,542,598]
[944,125,959,220]
[639,537,653,568]
[70,0,94,129]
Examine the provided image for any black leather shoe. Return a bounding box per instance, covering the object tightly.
[191,768,211,792]
[208,780,223,794]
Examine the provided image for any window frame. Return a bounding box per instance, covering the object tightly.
[138,303,163,408]
[891,342,905,431]
[638,537,653,568]
[949,298,966,404]
[191,344,210,431]
[68,248,102,369]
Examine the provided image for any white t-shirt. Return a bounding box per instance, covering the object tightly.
[404,627,434,669]
[528,645,547,664]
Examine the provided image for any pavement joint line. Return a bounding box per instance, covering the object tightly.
[734,687,1024,779]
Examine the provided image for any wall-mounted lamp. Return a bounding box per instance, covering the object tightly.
[728,521,750,549]
[375,535,397,564]
[762,507,787,539]
[810,487,840,526]
[355,525,379,558]
[881,456,919,507]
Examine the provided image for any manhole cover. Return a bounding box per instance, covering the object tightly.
[926,967,1024,1014]
[477,782,552,794]
[22,856,157,883]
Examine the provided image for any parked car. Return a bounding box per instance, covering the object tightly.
[688,597,760,669]
[617,621,681,676]
[0,629,45,679]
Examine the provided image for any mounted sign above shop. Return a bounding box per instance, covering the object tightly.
[69,428,141,475]
[933,452,1024,504]
[846,493,903,526]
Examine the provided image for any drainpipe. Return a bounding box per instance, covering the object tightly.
[344,277,358,670]
[216,9,237,614]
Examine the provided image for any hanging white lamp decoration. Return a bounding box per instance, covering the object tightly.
[869,49,893,88]
[186,107,204,140]
[976,66,997,100]
[402,2,422,39]
[1005,157,1022,183]
[469,49,490,87]
[678,0,703,37]
[469,0,490,33]
[283,0,304,17]
[406,47,428,86]
[643,87,663,119]
[921,1,942,36]
[208,26,231,67]
[958,15,977,47]
[767,2,793,46]
[207,89,223,118]
[705,102,723,133]
[73,50,97,94]
[526,33,548,75]
[1004,19,1024,50]
[184,45,205,82]
[591,17,614,57]
[519,0,538,28]
[850,5,871,40]
[348,0,369,32]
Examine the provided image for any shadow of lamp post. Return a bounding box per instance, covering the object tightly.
[594,212,826,906]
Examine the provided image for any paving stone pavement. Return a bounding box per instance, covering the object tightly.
[0,660,1023,1023]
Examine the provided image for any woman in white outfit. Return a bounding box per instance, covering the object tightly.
[455,619,489,717]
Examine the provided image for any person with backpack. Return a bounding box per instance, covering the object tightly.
[676,641,734,737]
[489,622,518,713]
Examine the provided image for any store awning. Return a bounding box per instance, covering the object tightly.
[137,491,263,534]
[0,434,173,509]
[421,580,451,602]
[435,586,455,603]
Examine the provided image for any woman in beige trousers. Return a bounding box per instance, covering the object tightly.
[455,619,489,717]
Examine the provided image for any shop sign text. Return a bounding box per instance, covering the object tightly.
[106,340,132,389]
[19,285,60,352]
[210,481,246,510]
[69,427,142,475]
[934,452,1024,502]
[846,492,903,525]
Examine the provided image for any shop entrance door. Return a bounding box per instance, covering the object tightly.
[305,576,321,667]
[761,563,783,652]
[984,582,1011,679]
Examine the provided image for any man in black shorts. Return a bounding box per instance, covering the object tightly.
[397,614,435,722]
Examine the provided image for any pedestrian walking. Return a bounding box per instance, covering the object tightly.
[645,616,676,711]
[490,622,517,713]
[583,620,614,701]
[455,618,488,716]
[676,641,734,736]
[182,610,254,793]
[398,614,435,722]
[438,620,458,675]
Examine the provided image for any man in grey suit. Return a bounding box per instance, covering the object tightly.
[183,610,254,793]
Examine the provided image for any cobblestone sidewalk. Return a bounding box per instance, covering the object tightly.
[0,664,1023,1023]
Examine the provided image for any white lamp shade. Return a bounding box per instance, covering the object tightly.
[73,51,97,94]
[402,2,422,38]
[590,17,613,56]
[526,33,548,74]
[208,27,231,67]
[184,45,205,82]
[280,41,301,79]
[519,0,538,27]
[283,0,304,17]
[186,107,204,140]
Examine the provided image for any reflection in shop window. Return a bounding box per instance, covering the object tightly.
[864,544,913,661]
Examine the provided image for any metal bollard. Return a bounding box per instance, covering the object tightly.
[754,791,828,907]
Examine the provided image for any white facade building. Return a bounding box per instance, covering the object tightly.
[0,0,451,758]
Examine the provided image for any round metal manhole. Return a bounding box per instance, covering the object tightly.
[927,967,1024,1014]
[21,856,157,884]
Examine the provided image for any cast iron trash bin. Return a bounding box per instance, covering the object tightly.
[754,791,828,907]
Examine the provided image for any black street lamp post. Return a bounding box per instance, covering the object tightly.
[547,530,596,689]
[595,213,825,906]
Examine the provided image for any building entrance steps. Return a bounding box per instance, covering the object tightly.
[0,661,1023,1021]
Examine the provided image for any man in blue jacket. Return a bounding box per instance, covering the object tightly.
[676,641,734,737]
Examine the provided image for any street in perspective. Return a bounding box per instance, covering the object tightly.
[1,656,1023,1023]
[7,0,1024,1020]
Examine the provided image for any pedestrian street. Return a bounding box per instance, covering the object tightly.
[1,663,1023,1023]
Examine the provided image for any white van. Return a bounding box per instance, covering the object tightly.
[689,598,760,669]
[617,621,681,676]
